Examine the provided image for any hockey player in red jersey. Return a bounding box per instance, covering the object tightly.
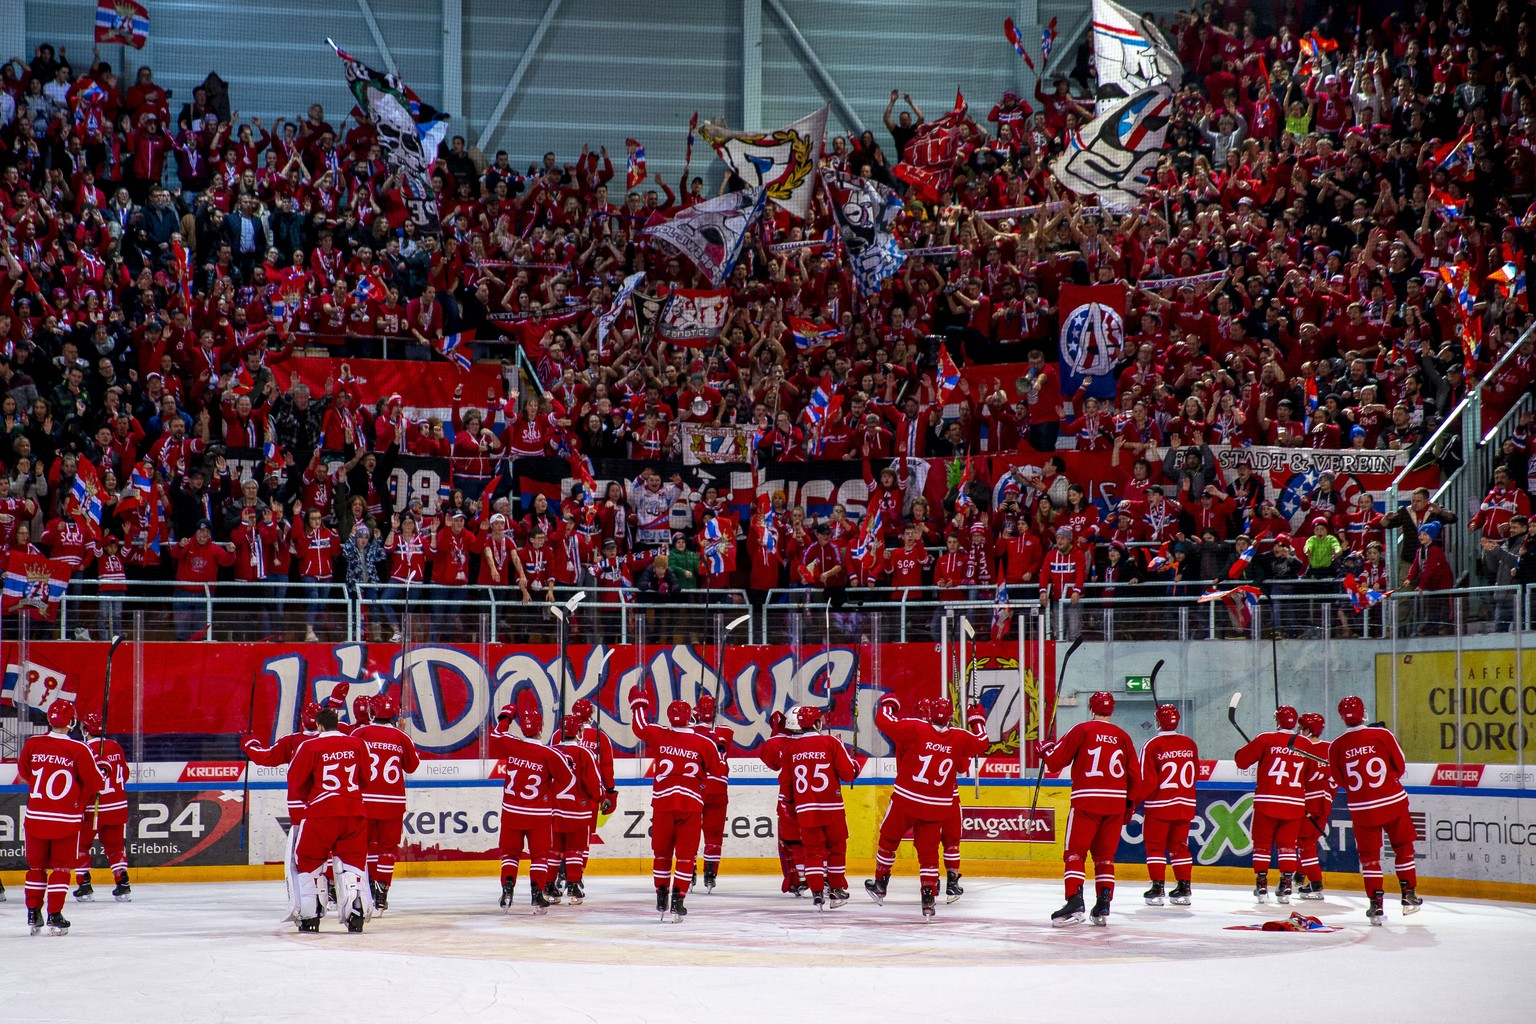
[551,714,602,904]
[567,697,617,886]
[764,705,858,909]
[691,692,734,892]
[628,687,724,921]
[910,698,970,905]
[19,701,106,935]
[1044,691,1141,926]
[1234,705,1312,904]
[490,700,574,915]
[353,693,420,911]
[73,712,132,903]
[286,707,371,932]
[1135,704,1198,907]
[759,709,809,895]
[1294,712,1336,901]
[1329,696,1422,924]
[243,700,323,917]
[866,696,988,919]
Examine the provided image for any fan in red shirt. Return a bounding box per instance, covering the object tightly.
[352,693,421,912]
[72,711,132,904]
[865,696,987,920]
[550,713,603,905]
[285,706,372,933]
[1039,527,1088,636]
[490,699,574,915]
[1134,704,1198,907]
[766,705,857,909]
[18,701,106,935]
[1043,691,1141,927]
[1233,705,1312,905]
[628,686,724,922]
[1328,696,1422,925]
[1292,712,1337,901]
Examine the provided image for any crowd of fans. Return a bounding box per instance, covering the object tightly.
[1,1,1535,639]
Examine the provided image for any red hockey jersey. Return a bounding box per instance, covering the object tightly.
[1045,720,1141,814]
[875,700,988,820]
[353,722,421,818]
[18,732,107,838]
[491,729,575,818]
[286,730,368,820]
[1136,731,1199,820]
[1326,725,1410,826]
[1234,730,1311,820]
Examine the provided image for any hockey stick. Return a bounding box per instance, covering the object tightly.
[1228,691,1252,743]
[959,616,980,799]
[550,591,587,719]
[91,634,124,819]
[713,613,751,725]
[1148,658,1165,707]
[240,667,260,850]
[1029,635,1084,818]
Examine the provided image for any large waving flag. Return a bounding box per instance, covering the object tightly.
[822,170,907,295]
[1090,0,1180,112]
[1053,85,1174,208]
[597,271,645,353]
[2,554,73,622]
[330,39,448,236]
[96,0,149,49]
[644,187,765,286]
[433,330,474,372]
[1004,18,1035,69]
[703,106,828,220]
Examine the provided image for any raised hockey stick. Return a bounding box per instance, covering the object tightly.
[1227,691,1252,743]
[1148,658,1165,706]
[959,616,981,799]
[90,635,124,821]
[240,673,259,850]
[1029,635,1084,818]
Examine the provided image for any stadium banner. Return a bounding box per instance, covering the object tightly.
[286,356,504,431]
[680,424,755,466]
[1376,650,1536,764]
[0,639,1047,762]
[0,787,246,872]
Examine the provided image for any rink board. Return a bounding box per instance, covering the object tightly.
[3,767,1534,901]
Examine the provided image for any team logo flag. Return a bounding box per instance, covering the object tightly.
[96,0,149,48]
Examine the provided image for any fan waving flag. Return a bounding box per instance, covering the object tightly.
[433,331,474,371]
[822,171,907,295]
[96,0,150,49]
[936,347,962,404]
[597,271,645,353]
[644,188,765,286]
[2,553,73,622]
[625,139,647,189]
[1004,18,1035,69]
[702,105,828,220]
[788,317,843,353]
[1342,574,1394,614]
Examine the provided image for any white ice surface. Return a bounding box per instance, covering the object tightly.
[5,875,1529,1024]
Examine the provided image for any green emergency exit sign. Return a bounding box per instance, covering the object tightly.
[1125,675,1152,692]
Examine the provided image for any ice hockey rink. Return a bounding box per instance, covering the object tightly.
[4,875,1528,1024]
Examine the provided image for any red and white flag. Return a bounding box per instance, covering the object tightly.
[96,0,150,49]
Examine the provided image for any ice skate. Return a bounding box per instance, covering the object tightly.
[703,866,717,893]
[656,886,669,921]
[1089,887,1112,926]
[828,887,850,909]
[1276,872,1294,904]
[345,899,365,933]
[47,911,71,936]
[669,889,687,922]
[72,880,94,903]
[1367,890,1385,926]
[498,877,516,911]
[1401,887,1422,915]
[531,886,551,916]
[1168,880,1192,906]
[1297,880,1324,901]
[112,879,132,903]
[1143,881,1165,906]
[1051,892,1085,927]
[945,870,964,904]
[370,881,388,912]
[813,888,825,911]
[27,907,43,935]
[864,875,889,906]
[297,915,320,933]
[566,881,585,905]
[0,881,7,902]
[544,879,561,906]
[1253,874,1269,903]
[920,885,936,921]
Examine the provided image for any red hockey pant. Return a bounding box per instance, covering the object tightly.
[76,816,129,882]
[1250,811,1301,875]
[24,832,78,914]
[551,822,590,885]
[700,797,728,865]
[366,815,404,886]
[777,800,803,891]
[874,801,942,892]
[295,815,367,875]
[1142,814,1192,884]
[1063,809,1121,899]
[941,802,962,873]
[799,818,850,892]
[1355,810,1418,891]
[499,812,552,889]
[1296,812,1328,883]
[651,805,702,895]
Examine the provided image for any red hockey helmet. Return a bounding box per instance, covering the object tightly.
[371,693,399,721]
[1275,705,1299,730]
[694,693,717,722]
[352,695,373,725]
[300,701,322,731]
[571,697,596,722]
[912,698,933,721]
[48,699,78,730]
[1155,704,1180,731]
[927,698,954,726]
[794,705,825,732]
[79,711,105,736]
[666,700,693,728]
[562,713,584,740]
[1337,695,1366,727]
[517,705,544,739]
[1299,712,1326,738]
[1089,691,1116,716]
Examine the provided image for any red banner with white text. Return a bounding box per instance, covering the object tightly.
[287,357,504,429]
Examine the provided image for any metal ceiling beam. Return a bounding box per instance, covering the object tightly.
[475,0,565,153]
[742,0,762,131]
[442,0,463,129]
[763,0,863,135]
[353,0,398,75]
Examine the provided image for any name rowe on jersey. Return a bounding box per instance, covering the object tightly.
[691,692,734,893]
[1328,695,1422,925]
[1135,703,1198,907]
